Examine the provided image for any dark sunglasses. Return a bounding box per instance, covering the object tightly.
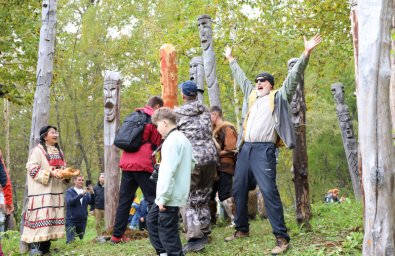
[255,78,267,83]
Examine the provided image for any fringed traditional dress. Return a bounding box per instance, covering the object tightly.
[21,144,67,243]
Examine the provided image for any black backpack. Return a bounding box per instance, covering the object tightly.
[114,110,151,152]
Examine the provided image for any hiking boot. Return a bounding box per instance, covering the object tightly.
[224,230,249,242]
[182,236,208,253]
[110,235,131,244]
[271,237,290,255]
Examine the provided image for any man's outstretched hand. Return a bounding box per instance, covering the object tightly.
[304,34,322,57]
[224,45,235,62]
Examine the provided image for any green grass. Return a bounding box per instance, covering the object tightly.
[3,199,363,255]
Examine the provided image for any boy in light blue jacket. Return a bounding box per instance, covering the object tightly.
[146,107,194,256]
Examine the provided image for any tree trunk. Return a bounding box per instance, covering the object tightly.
[160,44,178,108]
[331,83,361,199]
[20,0,57,252]
[358,0,395,255]
[290,70,311,228]
[103,71,121,229]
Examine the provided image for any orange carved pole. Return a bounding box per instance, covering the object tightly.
[160,44,178,108]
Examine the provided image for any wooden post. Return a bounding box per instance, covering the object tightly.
[390,16,395,142]
[189,56,205,101]
[358,0,395,254]
[331,83,361,199]
[20,0,57,252]
[103,71,121,230]
[289,58,311,228]
[160,44,178,108]
[198,15,221,107]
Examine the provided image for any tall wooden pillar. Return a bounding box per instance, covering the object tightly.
[331,83,361,199]
[289,58,311,228]
[198,15,221,107]
[103,71,121,229]
[358,0,395,254]
[160,44,178,108]
[21,1,57,252]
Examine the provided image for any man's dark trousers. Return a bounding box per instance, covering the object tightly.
[112,171,156,238]
[146,203,183,256]
[66,221,87,243]
[233,142,290,241]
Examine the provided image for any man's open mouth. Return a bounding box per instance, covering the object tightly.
[105,101,114,108]
[257,85,263,90]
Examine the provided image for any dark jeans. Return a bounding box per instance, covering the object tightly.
[113,171,156,238]
[66,221,87,243]
[211,171,233,202]
[146,203,183,256]
[233,142,290,241]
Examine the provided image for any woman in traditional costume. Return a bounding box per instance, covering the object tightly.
[21,125,68,255]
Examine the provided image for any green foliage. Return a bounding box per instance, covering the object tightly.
[2,200,363,255]
[0,0,359,217]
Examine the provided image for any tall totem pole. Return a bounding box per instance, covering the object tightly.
[289,58,311,228]
[331,83,361,199]
[160,44,178,108]
[198,15,221,107]
[103,71,121,229]
[189,56,205,101]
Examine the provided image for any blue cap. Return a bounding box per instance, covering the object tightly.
[179,80,198,97]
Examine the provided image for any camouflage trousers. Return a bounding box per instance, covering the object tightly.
[184,162,216,241]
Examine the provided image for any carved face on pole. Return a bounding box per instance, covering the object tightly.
[198,15,213,51]
[331,83,345,105]
[190,56,205,85]
[103,80,119,122]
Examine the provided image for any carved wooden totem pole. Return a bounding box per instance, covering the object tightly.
[289,58,311,228]
[160,44,178,108]
[331,83,361,199]
[198,15,221,107]
[189,56,205,101]
[103,71,121,229]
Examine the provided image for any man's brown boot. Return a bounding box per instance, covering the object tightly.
[224,230,249,242]
[271,236,290,255]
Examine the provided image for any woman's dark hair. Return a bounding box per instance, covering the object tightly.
[39,126,64,161]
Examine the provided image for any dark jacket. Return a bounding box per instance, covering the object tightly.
[91,182,105,210]
[65,187,92,222]
[0,156,8,187]
[119,106,162,172]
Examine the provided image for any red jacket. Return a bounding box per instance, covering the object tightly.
[0,156,13,206]
[119,106,162,172]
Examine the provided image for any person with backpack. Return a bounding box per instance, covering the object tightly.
[111,96,163,243]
